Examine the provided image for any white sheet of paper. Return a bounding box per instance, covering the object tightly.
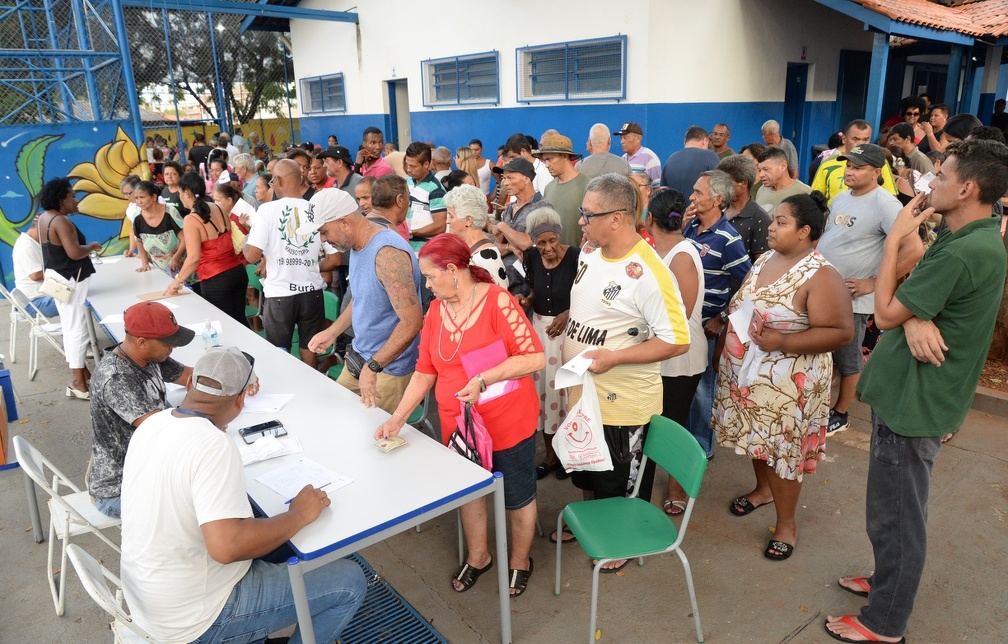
[160,300,180,310]
[255,458,352,500]
[236,434,303,466]
[241,393,295,414]
[554,348,593,390]
[100,313,124,325]
[728,299,756,344]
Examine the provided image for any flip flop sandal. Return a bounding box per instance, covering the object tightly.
[730,495,773,516]
[824,615,906,643]
[508,558,533,598]
[535,462,559,480]
[663,499,687,516]
[549,527,577,544]
[764,540,795,561]
[838,576,871,597]
[451,557,492,593]
[596,558,631,574]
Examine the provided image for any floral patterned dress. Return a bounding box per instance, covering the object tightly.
[713,250,833,481]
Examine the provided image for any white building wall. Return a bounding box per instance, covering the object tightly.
[292,0,872,112]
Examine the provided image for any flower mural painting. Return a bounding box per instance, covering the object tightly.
[0,134,63,247]
[69,126,150,240]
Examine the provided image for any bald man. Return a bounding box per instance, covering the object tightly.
[577,123,632,179]
[761,120,799,180]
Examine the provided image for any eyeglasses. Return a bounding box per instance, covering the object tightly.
[240,351,256,391]
[904,110,920,117]
[579,207,625,221]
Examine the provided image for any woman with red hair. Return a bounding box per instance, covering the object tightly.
[376,233,544,598]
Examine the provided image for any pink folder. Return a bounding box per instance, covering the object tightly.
[461,339,519,403]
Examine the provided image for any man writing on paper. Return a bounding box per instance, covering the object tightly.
[303,189,423,414]
[88,302,197,518]
[559,173,690,568]
[120,346,366,643]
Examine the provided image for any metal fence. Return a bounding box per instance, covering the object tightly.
[0,1,299,154]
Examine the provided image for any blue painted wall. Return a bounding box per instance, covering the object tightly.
[302,100,837,184]
[0,120,138,288]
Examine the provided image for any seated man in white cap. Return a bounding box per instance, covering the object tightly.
[120,347,366,643]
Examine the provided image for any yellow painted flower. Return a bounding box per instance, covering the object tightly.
[68,126,150,239]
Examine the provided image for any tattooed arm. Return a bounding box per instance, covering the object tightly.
[372,246,424,367]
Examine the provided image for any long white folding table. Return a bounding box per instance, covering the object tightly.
[84,258,513,644]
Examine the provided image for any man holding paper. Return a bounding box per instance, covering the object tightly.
[120,347,365,643]
[558,173,691,566]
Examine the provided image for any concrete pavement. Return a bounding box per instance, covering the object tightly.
[1,303,1005,642]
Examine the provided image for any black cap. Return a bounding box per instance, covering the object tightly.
[499,157,536,180]
[318,145,353,165]
[837,144,886,169]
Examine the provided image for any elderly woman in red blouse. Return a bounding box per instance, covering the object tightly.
[376,233,545,599]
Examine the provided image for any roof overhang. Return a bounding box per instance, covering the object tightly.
[813,0,977,46]
[118,0,358,34]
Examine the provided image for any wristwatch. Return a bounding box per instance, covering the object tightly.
[367,358,383,373]
[718,310,729,323]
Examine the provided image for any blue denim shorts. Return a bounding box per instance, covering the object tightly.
[493,434,536,510]
[833,313,869,376]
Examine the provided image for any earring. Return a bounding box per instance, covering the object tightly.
[454,277,459,290]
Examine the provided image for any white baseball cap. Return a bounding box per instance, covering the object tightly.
[297,189,359,236]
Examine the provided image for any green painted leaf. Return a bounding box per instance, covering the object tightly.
[15,134,63,197]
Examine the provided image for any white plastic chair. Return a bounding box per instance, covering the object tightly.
[0,284,64,380]
[13,435,121,616]
[66,544,156,643]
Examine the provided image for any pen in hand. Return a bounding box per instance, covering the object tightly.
[284,482,331,505]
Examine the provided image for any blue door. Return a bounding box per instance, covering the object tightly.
[783,63,809,173]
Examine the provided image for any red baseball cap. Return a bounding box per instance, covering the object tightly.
[123,302,195,347]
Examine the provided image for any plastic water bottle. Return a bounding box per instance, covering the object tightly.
[202,319,219,350]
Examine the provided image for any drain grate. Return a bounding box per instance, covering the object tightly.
[339,553,448,644]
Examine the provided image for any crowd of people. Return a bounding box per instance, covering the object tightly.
[16,95,1008,642]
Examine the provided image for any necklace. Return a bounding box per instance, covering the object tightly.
[438,285,478,362]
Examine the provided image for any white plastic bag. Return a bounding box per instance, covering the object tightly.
[552,372,613,473]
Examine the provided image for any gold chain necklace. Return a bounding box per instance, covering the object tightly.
[438,286,477,362]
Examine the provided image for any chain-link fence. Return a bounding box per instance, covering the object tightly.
[0,0,129,125]
[0,1,299,154]
[126,6,298,160]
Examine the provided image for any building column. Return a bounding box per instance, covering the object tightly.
[944,45,964,107]
[977,45,1003,124]
[865,31,890,133]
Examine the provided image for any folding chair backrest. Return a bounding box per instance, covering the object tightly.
[246,263,263,290]
[13,435,52,492]
[644,415,708,499]
[323,290,340,322]
[66,544,155,642]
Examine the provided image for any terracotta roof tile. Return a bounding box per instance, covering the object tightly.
[851,0,1008,38]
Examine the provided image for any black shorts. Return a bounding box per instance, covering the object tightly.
[262,288,327,351]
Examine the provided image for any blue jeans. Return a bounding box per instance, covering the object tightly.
[859,411,942,638]
[686,336,718,457]
[193,558,366,644]
[94,496,121,518]
[27,295,59,319]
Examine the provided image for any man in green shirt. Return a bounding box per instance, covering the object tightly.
[827,139,1008,644]
[537,132,590,247]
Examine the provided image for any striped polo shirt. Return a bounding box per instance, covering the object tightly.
[683,214,753,321]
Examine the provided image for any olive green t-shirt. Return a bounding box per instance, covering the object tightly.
[858,214,1006,437]
[543,172,591,247]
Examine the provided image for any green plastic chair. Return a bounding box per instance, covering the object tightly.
[245,264,263,327]
[554,414,708,643]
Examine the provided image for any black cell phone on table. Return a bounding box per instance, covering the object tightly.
[239,420,288,444]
